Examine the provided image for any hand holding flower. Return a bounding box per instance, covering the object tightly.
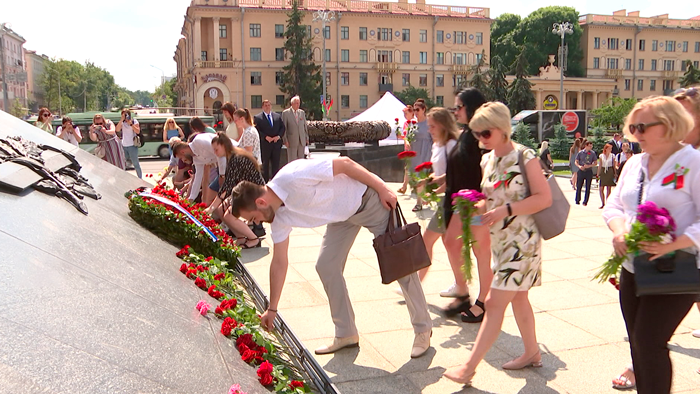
[612,233,628,257]
[639,240,678,261]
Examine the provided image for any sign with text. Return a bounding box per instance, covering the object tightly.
[562,111,580,132]
[202,73,227,83]
[543,95,558,110]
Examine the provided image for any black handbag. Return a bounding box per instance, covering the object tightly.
[632,169,700,296]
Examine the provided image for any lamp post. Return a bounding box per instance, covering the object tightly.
[552,22,573,110]
[313,10,335,120]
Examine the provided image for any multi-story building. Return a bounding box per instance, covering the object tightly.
[174,0,491,120]
[0,24,28,110]
[25,50,49,112]
[581,10,700,100]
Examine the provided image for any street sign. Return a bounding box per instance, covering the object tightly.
[16,72,27,83]
[562,111,580,132]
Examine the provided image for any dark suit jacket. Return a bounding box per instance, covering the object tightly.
[609,138,623,155]
[255,111,285,139]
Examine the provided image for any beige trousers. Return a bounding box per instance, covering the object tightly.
[316,187,432,338]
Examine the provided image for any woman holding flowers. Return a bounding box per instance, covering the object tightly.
[602,96,700,394]
[443,101,552,386]
[409,99,433,211]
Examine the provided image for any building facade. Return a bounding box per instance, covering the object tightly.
[25,50,49,112]
[581,10,700,101]
[0,24,28,110]
[174,0,491,120]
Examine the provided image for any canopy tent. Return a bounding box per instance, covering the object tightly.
[346,92,409,141]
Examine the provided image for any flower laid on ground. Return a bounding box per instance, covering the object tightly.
[593,201,677,283]
[452,189,487,281]
[228,383,248,394]
[178,249,312,393]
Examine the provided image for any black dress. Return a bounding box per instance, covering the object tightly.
[443,128,484,226]
[218,154,265,200]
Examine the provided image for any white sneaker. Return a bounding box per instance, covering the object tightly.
[440,282,460,298]
[692,329,700,338]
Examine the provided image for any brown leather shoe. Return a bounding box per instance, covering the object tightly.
[314,335,360,355]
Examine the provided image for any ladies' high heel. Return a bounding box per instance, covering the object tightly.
[236,236,263,249]
[443,367,476,386]
[501,352,543,370]
[442,294,471,317]
[460,299,485,323]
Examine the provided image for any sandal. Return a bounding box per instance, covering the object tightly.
[237,236,263,249]
[442,294,471,317]
[397,186,407,194]
[461,299,485,323]
[412,204,422,212]
[612,368,636,391]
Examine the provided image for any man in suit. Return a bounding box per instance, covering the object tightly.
[255,99,286,181]
[281,95,309,162]
[609,133,622,155]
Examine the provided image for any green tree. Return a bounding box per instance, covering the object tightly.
[467,50,492,99]
[490,13,522,73]
[488,55,509,104]
[679,59,700,88]
[590,97,636,130]
[507,48,536,116]
[549,123,572,160]
[393,86,435,108]
[152,78,177,109]
[10,98,25,118]
[279,0,322,119]
[590,126,608,154]
[130,90,152,106]
[511,121,537,149]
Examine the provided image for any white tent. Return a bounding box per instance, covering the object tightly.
[346,92,409,142]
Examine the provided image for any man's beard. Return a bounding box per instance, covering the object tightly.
[261,205,275,223]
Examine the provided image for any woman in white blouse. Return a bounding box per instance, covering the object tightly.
[233,108,262,165]
[602,96,700,394]
[597,143,617,208]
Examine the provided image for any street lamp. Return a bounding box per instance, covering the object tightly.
[313,10,335,120]
[552,22,573,110]
[150,64,165,86]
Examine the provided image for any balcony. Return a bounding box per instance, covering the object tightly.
[379,83,393,93]
[376,62,398,73]
[450,64,470,74]
[605,69,622,79]
[195,61,236,68]
[663,71,681,79]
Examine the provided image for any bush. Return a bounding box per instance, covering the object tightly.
[511,122,537,150]
[549,123,572,160]
[590,126,608,154]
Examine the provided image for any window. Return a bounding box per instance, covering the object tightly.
[638,59,644,70]
[624,79,630,91]
[341,26,349,40]
[341,95,349,108]
[359,50,368,63]
[220,49,228,61]
[341,49,349,62]
[378,28,392,41]
[377,50,392,62]
[419,52,427,64]
[637,79,644,91]
[402,29,410,42]
[359,27,367,40]
[639,39,645,51]
[594,37,600,49]
[625,58,631,70]
[323,26,330,39]
[436,96,444,106]
[593,57,599,69]
[663,79,674,91]
[436,52,444,65]
[651,59,657,71]
[682,60,688,71]
[626,39,633,50]
[201,51,207,61]
[275,95,284,106]
[454,31,466,44]
[436,30,444,43]
[608,38,618,50]
[275,71,283,85]
[666,40,676,52]
[250,48,261,61]
[420,30,427,43]
[251,95,263,108]
[402,51,410,64]
[453,74,466,87]
[607,58,619,69]
[476,32,483,45]
[220,24,227,38]
[341,72,349,85]
[250,23,261,37]
[695,61,700,69]
[683,41,688,52]
[326,72,331,86]
[360,95,368,109]
[696,42,700,53]
[402,73,410,86]
[275,24,285,38]
[359,72,368,86]
[664,60,675,71]
[650,79,656,91]
[453,53,466,65]
[476,52,482,64]
[325,49,331,62]
[275,48,285,61]
[305,25,312,37]
[250,72,261,85]
[652,40,658,51]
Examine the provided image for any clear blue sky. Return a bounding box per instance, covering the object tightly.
[4,0,699,92]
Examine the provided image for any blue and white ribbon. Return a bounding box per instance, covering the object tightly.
[139,192,218,242]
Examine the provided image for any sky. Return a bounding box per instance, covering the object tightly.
[3,0,700,92]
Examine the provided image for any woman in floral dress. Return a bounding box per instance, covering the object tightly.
[443,102,552,387]
[89,113,126,170]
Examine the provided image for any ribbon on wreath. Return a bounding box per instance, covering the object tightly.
[661,164,689,190]
[139,192,218,242]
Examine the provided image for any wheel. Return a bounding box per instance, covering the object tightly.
[158,145,170,159]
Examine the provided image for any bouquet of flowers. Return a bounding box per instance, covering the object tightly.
[593,201,676,283]
[394,118,417,144]
[414,161,441,212]
[452,189,487,281]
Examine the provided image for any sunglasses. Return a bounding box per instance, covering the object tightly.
[449,104,465,112]
[95,123,104,126]
[628,121,663,135]
[472,129,492,139]
[42,113,50,117]
[674,87,699,98]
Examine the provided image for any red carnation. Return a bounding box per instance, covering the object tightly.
[414,161,433,173]
[241,348,256,363]
[215,306,223,315]
[259,373,274,386]
[289,380,304,389]
[221,322,232,337]
[609,277,620,290]
[257,360,274,375]
[214,273,226,281]
[394,117,399,122]
[196,265,206,272]
[411,119,417,124]
[186,269,197,279]
[205,256,213,262]
[194,277,207,289]
[397,150,417,159]
[179,264,188,274]
[237,333,256,350]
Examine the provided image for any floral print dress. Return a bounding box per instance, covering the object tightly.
[481,144,542,291]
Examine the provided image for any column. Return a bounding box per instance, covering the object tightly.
[592,91,598,109]
[536,89,543,110]
[193,17,202,64]
[213,17,220,62]
[576,90,583,110]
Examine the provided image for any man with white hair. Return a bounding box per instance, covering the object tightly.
[281,95,309,162]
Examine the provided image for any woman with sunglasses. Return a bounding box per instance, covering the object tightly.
[603,96,700,394]
[89,113,126,170]
[162,118,185,145]
[35,107,54,134]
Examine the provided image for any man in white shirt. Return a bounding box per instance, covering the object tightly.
[173,133,228,202]
[229,158,433,359]
[55,116,82,147]
[115,109,142,178]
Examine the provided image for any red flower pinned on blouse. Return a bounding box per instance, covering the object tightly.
[414,161,433,173]
[397,150,417,159]
[661,164,689,190]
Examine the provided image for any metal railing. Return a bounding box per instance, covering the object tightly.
[376,62,398,73]
[605,69,622,79]
[449,64,470,74]
[195,61,236,68]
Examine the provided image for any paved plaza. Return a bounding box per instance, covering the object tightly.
[135,160,700,394]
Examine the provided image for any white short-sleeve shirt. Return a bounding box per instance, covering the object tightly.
[268,159,368,243]
[187,133,230,200]
[430,139,458,177]
[120,119,139,147]
[56,125,82,146]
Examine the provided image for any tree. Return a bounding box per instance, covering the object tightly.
[511,121,537,150]
[10,98,25,118]
[679,59,700,88]
[41,58,123,113]
[549,123,572,160]
[590,126,608,154]
[507,48,536,116]
[490,13,522,73]
[590,97,637,130]
[394,86,435,109]
[279,0,323,119]
[152,78,177,109]
[488,55,509,104]
[467,50,492,99]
